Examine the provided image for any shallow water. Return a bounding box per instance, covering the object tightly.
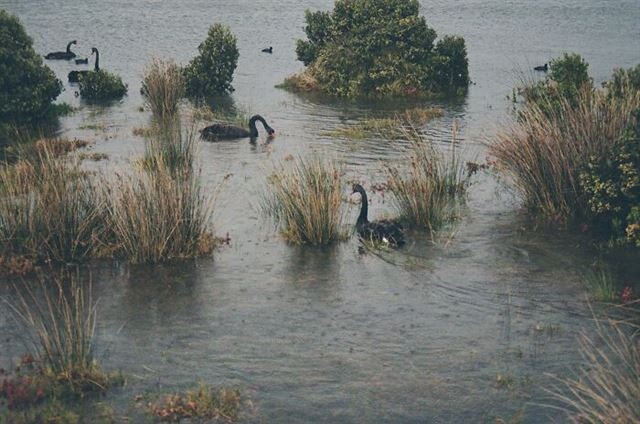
[1,0,639,422]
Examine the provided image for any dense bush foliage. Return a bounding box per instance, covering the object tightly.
[78,70,128,101]
[607,64,640,99]
[183,23,239,98]
[580,111,640,246]
[292,0,469,97]
[0,10,61,123]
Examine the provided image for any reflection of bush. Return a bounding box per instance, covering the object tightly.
[290,0,469,98]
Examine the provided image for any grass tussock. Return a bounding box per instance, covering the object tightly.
[549,318,640,423]
[264,155,348,245]
[490,86,640,223]
[385,127,471,231]
[0,146,104,265]
[146,383,243,423]
[277,69,320,93]
[584,267,618,303]
[139,118,197,176]
[141,58,185,120]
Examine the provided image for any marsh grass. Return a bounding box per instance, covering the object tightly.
[139,118,197,176]
[0,146,105,265]
[548,317,640,423]
[385,127,470,231]
[584,267,618,302]
[141,58,184,120]
[264,155,348,245]
[277,69,320,93]
[490,86,640,223]
[191,104,250,128]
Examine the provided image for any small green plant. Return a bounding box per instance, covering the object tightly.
[0,10,62,124]
[289,0,469,97]
[141,58,184,120]
[78,70,128,101]
[264,155,348,245]
[385,126,470,231]
[584,268,618,302]
[183,23,239,98]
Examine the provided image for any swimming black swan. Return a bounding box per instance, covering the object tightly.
[261,46,273,54]
[534,63,548,72]
[68,47,99,83]
[75,58,88,65]
[352,184,405,247]
[44,40,77,60]
[200,115,275,141]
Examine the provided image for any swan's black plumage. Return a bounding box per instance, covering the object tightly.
[68,48,99,83]
[352,184,405,247]
[534,63,548,72]
[45,40,77,60]
[75,58,88,65]
[200,115,275,141]
[261,46,273,54]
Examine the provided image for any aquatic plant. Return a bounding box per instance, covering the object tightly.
[264,155,348,245]
[385,127,470,231]
[146,383,243,422]
[78,70,128,101]
[183,23,239,97]
[584,267,618,303]
[141,58,184,120]
[289,0,469,97]
[0,10,62,125]
[139,118,197,176]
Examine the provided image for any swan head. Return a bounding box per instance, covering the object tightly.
[71,40,77,45]
[91,47,98,55]
[352,183,365,195]
[266,125,275,137]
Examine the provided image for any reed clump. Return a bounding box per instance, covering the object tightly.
[264,156,348,245]
[141,58,185,120]
[139,118,197,176]
[385,127,470,231]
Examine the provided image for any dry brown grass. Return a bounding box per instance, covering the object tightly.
[489,86,640,222]
[141,58,185,120]
[264,155,348,245]
[278,69,320,93]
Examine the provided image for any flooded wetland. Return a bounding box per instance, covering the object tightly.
[0,0,639,423]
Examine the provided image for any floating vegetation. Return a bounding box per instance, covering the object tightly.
[264,155,349,245]
[78,152,109,162]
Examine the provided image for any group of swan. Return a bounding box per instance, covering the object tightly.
[44,40,101,83]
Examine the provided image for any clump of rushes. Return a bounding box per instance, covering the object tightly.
[549,318,639,423]
[490,85,640,224]
[141,58,184,120]
[78,70,128,101]
[0,145,104,266]
[264,156,348,245]
[584,267,618,302]
[140,118,197,176]
[146,383,243,423]
[385,127,470,231]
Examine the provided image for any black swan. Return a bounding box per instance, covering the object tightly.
[534,63,548,72]
[45,40,77,60]
[352,184,405,247]
[68,47,99,83]
[75,58,88,65]
[200,115,275,141]
[261,46,273,54]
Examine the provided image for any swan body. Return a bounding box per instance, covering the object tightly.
[68,47,99,83]
[45,40,77,60]
[534,63,548,72]
[200,115,275,141]
[261,46,273,53]
[352,184,405,247]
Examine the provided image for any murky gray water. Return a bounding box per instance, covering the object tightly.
[1,0,639,422]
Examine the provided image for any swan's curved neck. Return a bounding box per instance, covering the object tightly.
[357,189,368,224]
[93,51,100,71]
[248,115,266,137]
[66,42,74,53]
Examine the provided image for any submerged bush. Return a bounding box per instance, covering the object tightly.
[141,58,184,120]
[78,70,128,100]
[0,10,62,124]
[184,23,239,98]
[290,0,469,97]
[264,156,348,246]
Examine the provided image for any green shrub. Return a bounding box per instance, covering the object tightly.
[0,10,62,123]
[607,64,640,99]
[183,23,239,97]
[579,111,640,246]
[78,70,127,101]
[290,0,469,97]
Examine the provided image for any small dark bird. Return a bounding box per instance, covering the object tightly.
[534,63,548,72]
[352,184,405,247]
[45,40,77,60]
[261,46,273,54]
[200,115,275,141]
[75,58,88,65]
[68,47,99,83]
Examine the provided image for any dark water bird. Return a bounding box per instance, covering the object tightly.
[534,63,548,72]
[200,115,275,141]
[261,46,273,53]
[68,47,99,83]
[44,40,77,60]
[75,58,88,65]
[352,184,405,247]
